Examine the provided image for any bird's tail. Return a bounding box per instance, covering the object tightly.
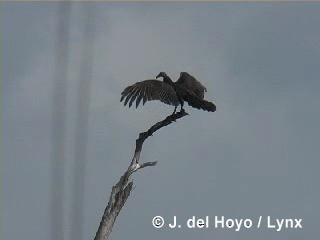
[184,92,216,112]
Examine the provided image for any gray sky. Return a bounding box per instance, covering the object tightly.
[3,2,320,240]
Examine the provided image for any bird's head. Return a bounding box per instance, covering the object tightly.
[156,72,167,79]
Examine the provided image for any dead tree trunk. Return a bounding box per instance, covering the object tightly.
[94,110,188,240]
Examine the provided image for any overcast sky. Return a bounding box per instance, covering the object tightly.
[3,2,320,240]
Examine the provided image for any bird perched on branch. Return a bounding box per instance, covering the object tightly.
[120,72,216,113]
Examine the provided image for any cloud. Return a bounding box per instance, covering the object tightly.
[3,3,320,240]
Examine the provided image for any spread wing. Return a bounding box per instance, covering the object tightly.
[176,72,207,99]
[120,79,180,108]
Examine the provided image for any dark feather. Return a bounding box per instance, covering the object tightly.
[120,72,216,112]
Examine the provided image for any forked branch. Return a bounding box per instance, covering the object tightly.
[94,109,188,240]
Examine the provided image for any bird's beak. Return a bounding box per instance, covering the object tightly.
[156,73,161,79]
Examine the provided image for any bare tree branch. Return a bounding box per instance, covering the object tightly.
[94,109,188,240]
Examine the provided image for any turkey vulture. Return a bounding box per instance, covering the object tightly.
[120,72,216,113]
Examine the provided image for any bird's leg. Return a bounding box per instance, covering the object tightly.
[172,106,177,115]
[180,101,184,112]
